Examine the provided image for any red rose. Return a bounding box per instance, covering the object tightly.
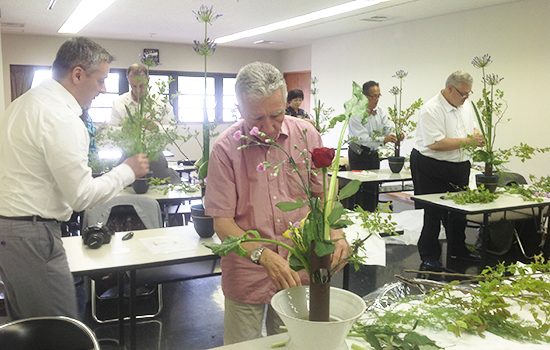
[311,147,335,168]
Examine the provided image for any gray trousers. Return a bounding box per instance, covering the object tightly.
[223,297,285,345]
[0,218,78,320]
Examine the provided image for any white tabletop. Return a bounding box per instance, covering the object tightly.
[63,225,220,274]
[412,192,550,215]
[119,186,202,202]
[335,169,412,183]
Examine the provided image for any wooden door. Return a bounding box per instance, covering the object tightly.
[284,71,311,113]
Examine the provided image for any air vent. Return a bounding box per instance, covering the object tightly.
[361,15,394,22]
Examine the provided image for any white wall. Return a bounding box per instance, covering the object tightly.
[0,33,4,113]
[1,34,284,160]
[309,0,550,179]
[280,46,311,73]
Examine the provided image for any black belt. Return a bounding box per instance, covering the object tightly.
[0,215,57,222]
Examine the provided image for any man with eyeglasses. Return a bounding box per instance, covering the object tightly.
[348,80,399,211]
[410,70,485,272]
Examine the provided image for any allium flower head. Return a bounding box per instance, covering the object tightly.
[311,77,319,84]
[483,73,504,86]
[472,54,492,69]
[193,5,222,24]
[389,86,400,96]
[393,70,408,79]
[311,87,318,95]
[139,53,160,67]
[193,38,217,56]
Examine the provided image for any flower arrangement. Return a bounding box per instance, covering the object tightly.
[386,70,423,158]
[466,54,549,178]
[310,77,335,135]
[205,82,396,321]
[104,56,181,162]
[192,5,222,186]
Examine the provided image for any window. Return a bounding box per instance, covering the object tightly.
[30,69,121,123]
[26,67,237,124]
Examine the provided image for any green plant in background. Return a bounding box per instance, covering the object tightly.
[192,5,222,186]
[443,185,500,205]
[465,54,549,177]
[104,56,183,162]
[310,77,335,135]
[376,70,422,158]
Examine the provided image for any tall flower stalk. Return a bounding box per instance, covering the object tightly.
[468,54,549,178]
[193,5,222,184]
[386,70,422,157]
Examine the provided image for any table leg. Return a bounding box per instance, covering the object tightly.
[481,213,489,267]
[130,269,137,350]
[118,272,125,347]
[342,264,350,290]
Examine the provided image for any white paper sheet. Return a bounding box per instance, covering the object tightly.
[140,234,195,254]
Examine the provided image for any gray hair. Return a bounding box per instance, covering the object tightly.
[446,70,473,88]
[235,62,287,105]
[52,37,114,80]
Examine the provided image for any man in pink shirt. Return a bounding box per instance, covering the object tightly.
[205,62,348,344]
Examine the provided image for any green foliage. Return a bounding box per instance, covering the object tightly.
[349,323,443,350]
[357,257,550,348]
[88,152,118,174]
[464,54,549,176]
[443,185,499,204]
[310,77,335,135]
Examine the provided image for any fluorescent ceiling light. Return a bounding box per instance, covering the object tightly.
[58,0,117,34]
[216,0,389,44]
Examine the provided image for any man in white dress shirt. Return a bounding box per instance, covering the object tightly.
[0,37,150,321]
[410,70,485,271]
[109,63,180,183]
[348,81,399,211]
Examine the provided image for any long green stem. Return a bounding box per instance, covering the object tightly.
[202,21,209,163]
[324,115,350,240]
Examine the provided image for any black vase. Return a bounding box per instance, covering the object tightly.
[132,178,150,194]
[476,174,499,193]
[191,204,215,238]
[388,156,405,173]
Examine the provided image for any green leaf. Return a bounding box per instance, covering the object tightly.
[329,218,354,230]
[203,235,248,257]
[338,180,361,200]
[327,202,345,224]
[313,240,336,257]
[276,197,307,211]
[364,332,383,350]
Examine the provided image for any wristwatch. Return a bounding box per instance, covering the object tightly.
[251,246,266,265]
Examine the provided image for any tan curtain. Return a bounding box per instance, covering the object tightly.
[10,65,36,101]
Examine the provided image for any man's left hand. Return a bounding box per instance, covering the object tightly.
[330,229,350,273]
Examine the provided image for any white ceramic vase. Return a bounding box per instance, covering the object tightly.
[271,286,366,350]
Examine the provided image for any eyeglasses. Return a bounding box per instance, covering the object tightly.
[366,94,382,99]
[451,85,473,98]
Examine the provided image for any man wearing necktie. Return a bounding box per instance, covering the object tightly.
[347,81,398,211]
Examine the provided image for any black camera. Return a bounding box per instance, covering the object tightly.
[82,223,113,249]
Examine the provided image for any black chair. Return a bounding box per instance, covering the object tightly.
[0,316,100,350]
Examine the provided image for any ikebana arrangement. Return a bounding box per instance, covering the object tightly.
[463,54,549,192]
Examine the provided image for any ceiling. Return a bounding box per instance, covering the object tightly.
[0,0,520,50]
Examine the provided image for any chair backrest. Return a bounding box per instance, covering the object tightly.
[0,316,100,350]
[498,172,528,186]
[82,195,163,231]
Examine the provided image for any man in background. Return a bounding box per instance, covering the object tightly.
[410,70,484,271]
[348,80,399,211]
[110,63,180,183]
[0,37,149,320]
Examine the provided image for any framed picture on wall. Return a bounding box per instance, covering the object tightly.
[142,48,160,65]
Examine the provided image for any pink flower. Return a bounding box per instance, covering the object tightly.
[233,130,242,140]
[256,163,266,171]
[250,126,259,136]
